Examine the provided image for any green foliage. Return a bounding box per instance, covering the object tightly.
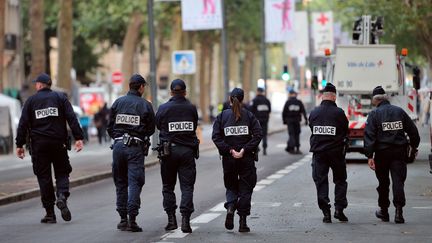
[226,0,261,47]
[333,0,432,64]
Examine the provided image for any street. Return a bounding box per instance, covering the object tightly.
[1,126,432,243]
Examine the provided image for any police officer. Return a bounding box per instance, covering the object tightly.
[282,89,307,154]
[107,74,155,232]
[309,83,349,223]
[250,87,271,155]
[364,86,420,224]
[155,79,199,233]
[212,88,263,232]
[15,73,84,224]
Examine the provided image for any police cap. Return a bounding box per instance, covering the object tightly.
[372,86,386,96]
[322,83,336,93]
[170,79,186,91]
[129,74,147,85]
[230,88,244,102]
[32,73,52,85]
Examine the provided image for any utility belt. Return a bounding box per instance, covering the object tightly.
[153,141,199,160]
[113,133,150,156]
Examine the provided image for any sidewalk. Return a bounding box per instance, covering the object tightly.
[0,113,286,205]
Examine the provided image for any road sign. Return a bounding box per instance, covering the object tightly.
[112,71,123,84]
[172,50,196,75]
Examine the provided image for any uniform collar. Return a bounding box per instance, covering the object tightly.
[169,95,186,101]
[127,90,142,97]
[37,87,51,92]
[377,100,390,107]
[321,100,336,106]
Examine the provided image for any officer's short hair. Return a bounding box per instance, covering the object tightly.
[129,82,143,91]
[373,94,388,101]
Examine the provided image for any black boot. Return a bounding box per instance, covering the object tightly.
[127,216,143,232]
[165,213,178,231]
[239,215,250,232]
[181,215,192,233]
[41,207,57,224]
[295,147,302,154]
[395,207,405,224]
[56,194,71,222]
[375,208,389,222]
[334,209,348,222]
[322,209,332,223]
[117,215,128,231]
[225,206,235,230]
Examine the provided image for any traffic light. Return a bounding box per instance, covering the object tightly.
[282,65,290,81]
[311,75,318,90]
[413,66,420,90]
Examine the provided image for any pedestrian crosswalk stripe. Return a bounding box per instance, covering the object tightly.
[163,227,199,239]
[209,202,226,212]
[253,185,266,192]
[257,179,275,185]
[267,174,284,179]
[191,213,220,224]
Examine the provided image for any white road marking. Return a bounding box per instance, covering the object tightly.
[253,185,266,192]
[293,202,303,207]
[252,202,282,207]
[276,143,286,148]
[412,206,432,209]
[286,165,299,170]
[163,227,199,239]
[209,202,226,212]
[276,169,291,174]
[257,179,275,185]
[267,174,284,179]
[191,213,220,224]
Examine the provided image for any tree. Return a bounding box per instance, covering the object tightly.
[29,0,46,82]
[57,0,73,91]
[334,0,432,67]
[0,0,4,92]
[121,10,144,92]
[226,0,261,102]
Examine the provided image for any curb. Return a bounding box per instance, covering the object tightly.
[0,129,285,206]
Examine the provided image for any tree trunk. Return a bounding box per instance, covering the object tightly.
[57,0,73,92]
[0,0,5,92]
[121,11,144,93]
[242,45,255,102]
[199,37,209,123]
[207,43,214,119]
[29,0,46,84]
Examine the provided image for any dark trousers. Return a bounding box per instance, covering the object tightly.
[374,147,407,208]
[160,145,196,216]
[287,121,301,150]
[112,142,145,217]
[312,149,348,211]
[97,126,108,144]
[259,120,268,149]
[31,139,72,209]
[223,156,257,216]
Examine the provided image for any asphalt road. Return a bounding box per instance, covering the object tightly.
[1,126,432,243]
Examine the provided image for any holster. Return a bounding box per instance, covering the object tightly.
[407,145,417,163]
[153,141,171,159]
[253,148,259,162]
[142,137,151,156]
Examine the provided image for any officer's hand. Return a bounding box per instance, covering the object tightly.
[237,148,245,158]
[16,148,25,159]
[75,140,84,152]
[368,158,375,171]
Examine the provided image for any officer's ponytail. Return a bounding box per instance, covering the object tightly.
[231,96,242,122]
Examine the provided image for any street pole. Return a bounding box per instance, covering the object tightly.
[261,0,268,95]
[148,0,158,146]
[221,0,229,101]
[306,2,315,106]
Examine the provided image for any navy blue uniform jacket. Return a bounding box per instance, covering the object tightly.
[212,108,263,156]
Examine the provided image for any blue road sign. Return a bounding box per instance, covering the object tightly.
[172,50,196,75]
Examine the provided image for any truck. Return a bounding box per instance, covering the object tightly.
[325,16,417,155]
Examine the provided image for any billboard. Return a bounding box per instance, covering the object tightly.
[265,0,296,43]
[312,11,334,57]
[181,0,223,31]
